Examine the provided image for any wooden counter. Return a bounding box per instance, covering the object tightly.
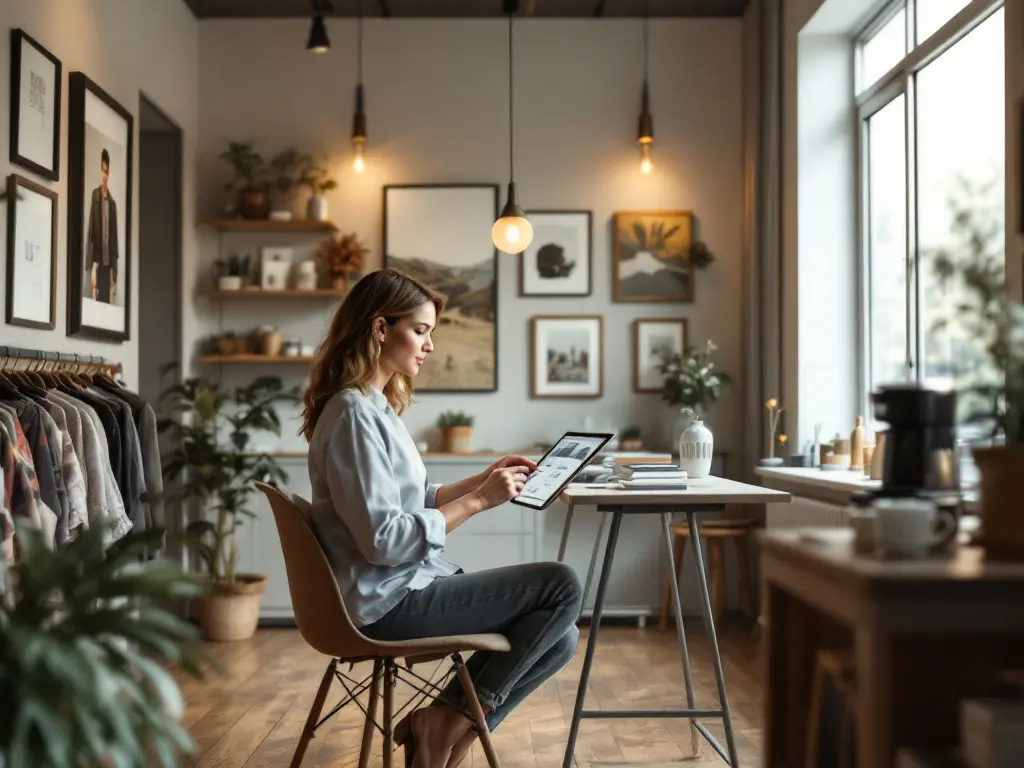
[760,529,1024,768]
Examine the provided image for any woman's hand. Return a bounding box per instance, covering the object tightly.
[473,465,531,511]
[482,454,538,478]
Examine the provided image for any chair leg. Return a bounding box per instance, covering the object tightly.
[382,658,395,768]
[708,538,725,625]
[359,659,383,768]
[454,652,501,768]
[290,658,336,768]
[658,532,685,632]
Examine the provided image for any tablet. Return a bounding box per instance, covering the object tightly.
[511,431,615,510]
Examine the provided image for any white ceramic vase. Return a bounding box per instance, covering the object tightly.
[307,195,328,221]
[678,418,714,479]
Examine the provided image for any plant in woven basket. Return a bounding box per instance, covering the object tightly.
[316,232,368,292]
[0,520,211,767]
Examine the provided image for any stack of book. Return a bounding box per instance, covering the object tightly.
[615,463,688,490]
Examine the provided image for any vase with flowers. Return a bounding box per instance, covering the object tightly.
[316,232,368,293]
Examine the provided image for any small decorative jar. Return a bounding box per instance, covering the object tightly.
[678,417,714,479]
[282,338,302,357]
[295,260,317,291]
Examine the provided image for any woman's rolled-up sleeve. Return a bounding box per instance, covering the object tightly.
[326,407,446,567]
[424,481,443,509]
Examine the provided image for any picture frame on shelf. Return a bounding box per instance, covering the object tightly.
[519,210,592,297]
[260,246,293,290]
[9,29,62,182]
[66,72,134,342]
[612,210,695,303]
[633,317,688,393]
[383,183,499,392]
[530,314,603,399]
[6,174,57,330]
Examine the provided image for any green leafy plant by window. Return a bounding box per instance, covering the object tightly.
[0,520,211,767]
[436,410,475,429]
[655,339,732,415]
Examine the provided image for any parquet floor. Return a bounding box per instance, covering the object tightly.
[175,619,763,767]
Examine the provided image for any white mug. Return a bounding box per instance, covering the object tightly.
[872,497,955,557]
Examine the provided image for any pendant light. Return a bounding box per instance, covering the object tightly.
[351,0,367,173]
[307,0,330,53]
[636,1,653,175]
[491,0,533,255]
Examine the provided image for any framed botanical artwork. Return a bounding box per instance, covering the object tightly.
[66,72,134,342]
[5,174,57,330]
[9,29,62,182]
[612,210,695,303]
[519,210,592,297]
[530,315,603,399]
[633,318,688,393]
[383,184,499,392]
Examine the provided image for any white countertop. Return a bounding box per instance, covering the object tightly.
[754,466,882,494]
[561,475,791,507]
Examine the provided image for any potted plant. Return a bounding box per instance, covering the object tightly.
[0,520,211,766]
[929,185,1024,558]
[620,425,644,451]
[267,148,310,221]
[316,232,368,292]
[437,410,475,453]
[656,339,732,450]
[299,159,338,221]
[159,372,301,640]
[220,141,269,220]
[214,253,251,291]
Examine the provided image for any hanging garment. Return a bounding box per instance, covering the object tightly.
[0,404,56,548]
[44,404,88,537]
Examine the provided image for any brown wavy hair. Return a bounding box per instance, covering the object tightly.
[299,268,445,441]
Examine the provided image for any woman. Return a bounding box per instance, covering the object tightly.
[301,268,582,768]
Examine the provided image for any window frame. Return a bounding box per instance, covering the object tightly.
[854,0,1004,423]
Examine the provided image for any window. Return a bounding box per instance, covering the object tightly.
[857,1,1005,424]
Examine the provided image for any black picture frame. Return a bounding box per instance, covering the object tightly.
[6,174,58,330]
[66,71,134,342]
[382,183,499,393]
[519,210,593,298]
[9,29,62,182]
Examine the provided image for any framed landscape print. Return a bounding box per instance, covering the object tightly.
[633,317,688,393]
[6,174,57,330]
[530,315,603,399]
[66,72,134,342]
[519,210,592,297]
[9,29,62,182]
[383,184,498,392]
[613,210,695,303]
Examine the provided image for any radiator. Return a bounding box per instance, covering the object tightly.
[766,496,849,530]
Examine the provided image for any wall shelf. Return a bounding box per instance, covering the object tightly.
[202,219,338,232]
[198,354,315,364]
[198,289,345,300]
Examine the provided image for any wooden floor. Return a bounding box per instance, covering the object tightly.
[175,619,763,767]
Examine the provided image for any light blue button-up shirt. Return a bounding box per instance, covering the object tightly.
[307,386,460,627]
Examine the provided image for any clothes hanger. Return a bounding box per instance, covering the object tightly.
[56,357,82,391]
[0,350,23,399]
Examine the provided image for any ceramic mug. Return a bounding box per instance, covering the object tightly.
[872,497,955,557]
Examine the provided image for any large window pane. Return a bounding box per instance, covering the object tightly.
[918,9,1005,422]
[861,8,906,91]
[867,94,909,392]
[916,0,974,44]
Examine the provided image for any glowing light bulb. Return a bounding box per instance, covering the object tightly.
[353,143,365,173]
[639,143,653,175]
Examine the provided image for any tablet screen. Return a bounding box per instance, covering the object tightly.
[512,431,614,510]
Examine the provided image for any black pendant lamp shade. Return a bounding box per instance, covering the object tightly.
[307,12,330,53]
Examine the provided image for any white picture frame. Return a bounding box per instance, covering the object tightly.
[530,315,603,399]
[519,210,592,297]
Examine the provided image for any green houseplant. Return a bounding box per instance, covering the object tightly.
[437,410,475,454]
[656,339,732,455]
[620,425,643,451]
[220,140,269,220]
[0,520,210,767]
[159,372,300,640]
[300,159,338,222]
[268,147,311,217]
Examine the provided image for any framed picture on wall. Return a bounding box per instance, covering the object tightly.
[612,210,695,303]
[633,318,688,393]
[530,315,603,399]
[383,183,499,392]
[6,174,57,330]
[9,29,62,182]
[519,210,592,297]
[66,72,134,342]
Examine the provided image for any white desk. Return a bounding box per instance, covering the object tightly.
[556,477,791,768]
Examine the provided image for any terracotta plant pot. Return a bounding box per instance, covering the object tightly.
[621,438,643,451]
[973,445,1024,559]
[260,330,283,357]
[443,426,472,454]
[194,573,268,641]
[237,185,270,220]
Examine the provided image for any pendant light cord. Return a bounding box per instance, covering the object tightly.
[643,0,649,83]
[357,0,363,84]
[507,9,514,183]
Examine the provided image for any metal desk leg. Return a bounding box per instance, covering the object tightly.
[660,513,700,758]
[687,511,740,766]
[561,510,623,768]
[556,503,575,563]
[579,513,608,620]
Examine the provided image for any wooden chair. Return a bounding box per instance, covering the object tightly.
[254,481,510,768]
[657,518,757,632]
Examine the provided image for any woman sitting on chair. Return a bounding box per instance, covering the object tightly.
[300,268,582,768]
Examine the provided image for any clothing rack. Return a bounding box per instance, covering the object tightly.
[0,346,122,376]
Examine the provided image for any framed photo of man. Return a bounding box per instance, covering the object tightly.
[66,72,133,341]
[9,29,62,182]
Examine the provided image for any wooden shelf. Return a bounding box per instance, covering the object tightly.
[198,354,315,364]
[198,289,345,300]
[202,219,338,232]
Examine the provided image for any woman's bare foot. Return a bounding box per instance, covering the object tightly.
[408,706,471,768]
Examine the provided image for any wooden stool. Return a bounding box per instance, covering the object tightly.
[658,518,757,631]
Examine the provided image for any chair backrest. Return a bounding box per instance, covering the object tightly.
[253,481,379,660]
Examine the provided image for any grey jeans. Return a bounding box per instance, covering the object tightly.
[359,561,583,731]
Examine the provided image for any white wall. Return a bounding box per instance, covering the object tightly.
[0,0,199,389]
[193,18,746,458]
